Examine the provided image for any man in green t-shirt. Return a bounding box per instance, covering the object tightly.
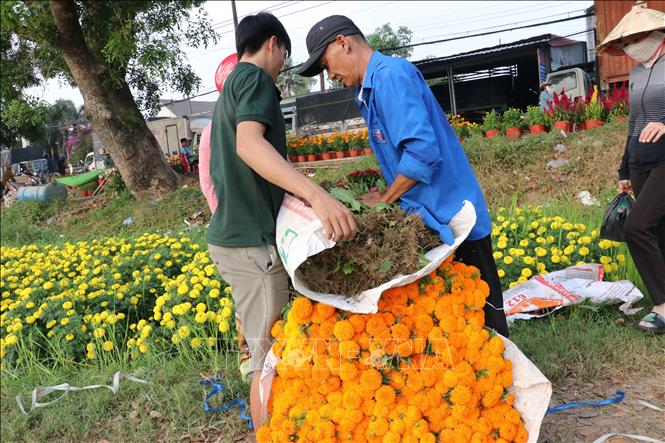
[207,12,357,430]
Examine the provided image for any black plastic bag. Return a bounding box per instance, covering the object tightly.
[600,192,635,242]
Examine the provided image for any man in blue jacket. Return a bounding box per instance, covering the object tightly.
[299,16,509,336]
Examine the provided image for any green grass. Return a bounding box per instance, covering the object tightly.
[1,351,249,443]
[1,186,209,247]
[2,128,664,442]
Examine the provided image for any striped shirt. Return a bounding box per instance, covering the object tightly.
[619,55,665,179]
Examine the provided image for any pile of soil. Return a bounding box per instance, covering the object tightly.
[299,207,441,296]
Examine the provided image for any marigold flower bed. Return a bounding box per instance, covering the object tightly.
[0,233,236,367]
[259,258,528,443]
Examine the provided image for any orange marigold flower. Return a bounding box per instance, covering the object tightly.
[374,385,396,406]
[333,319,355,341]
[289,297,313,323]
[339,339,360,359]
[339,362,359,381]
[360,368,383,391]
[450,385,473,405]
[311,302,336,323]
[256,426,271,442]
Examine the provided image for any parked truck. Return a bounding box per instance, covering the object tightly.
[146,116,211,157]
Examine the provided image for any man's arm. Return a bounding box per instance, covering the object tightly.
[358,174,417,206]
[236,121,357,241]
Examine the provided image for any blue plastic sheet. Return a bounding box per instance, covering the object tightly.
[546,390,625,415]
[199,376,253,430]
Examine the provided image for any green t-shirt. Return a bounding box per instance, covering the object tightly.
[206,62,287,247]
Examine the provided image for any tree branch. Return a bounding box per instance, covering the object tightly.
[49,0,104,76]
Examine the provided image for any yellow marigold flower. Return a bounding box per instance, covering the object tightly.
[102,341,114,352]
[218,320,230,333]
[503,256,514,265]
[194,312,207,324]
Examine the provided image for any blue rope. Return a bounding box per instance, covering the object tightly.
[199,376,253,430]
[546,390,625,415]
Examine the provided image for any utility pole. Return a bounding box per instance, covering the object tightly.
[231,0,238,31]
[319,72,325,91]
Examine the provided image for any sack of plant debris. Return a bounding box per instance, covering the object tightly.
[275,193,476,313]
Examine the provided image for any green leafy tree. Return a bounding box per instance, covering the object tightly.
[1,1,217,197]
[366,23,413,58]
[277,57,315,97]
[1,96,48,146]
[44,99,80,156]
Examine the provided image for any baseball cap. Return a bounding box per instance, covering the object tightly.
[298,15,363,77]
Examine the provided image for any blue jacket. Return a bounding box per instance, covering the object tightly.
[355,51,491,245]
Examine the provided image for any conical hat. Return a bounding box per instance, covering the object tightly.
[596,4,665,55]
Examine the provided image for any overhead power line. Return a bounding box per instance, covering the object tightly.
[168,13,595,106]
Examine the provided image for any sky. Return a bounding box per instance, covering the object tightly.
[25,0,594,107]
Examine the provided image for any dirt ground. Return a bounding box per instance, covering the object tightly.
[539,370,665,443]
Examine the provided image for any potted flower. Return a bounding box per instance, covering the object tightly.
[348,132,363,157]
[319,135,332,160]
[583,86,604,129]
[502,108,523,139]
[524,105,548,134]
[328,133,344,159]
[296,142,307,163]
[545,90,573,133]
[603,82,629,123]
[360,130,372,155]
[482,110,502,138]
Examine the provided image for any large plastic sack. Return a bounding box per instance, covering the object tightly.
[600,192,635,242]
[259,336,552,443]
[503,263,644,321]
[275,195,477,314]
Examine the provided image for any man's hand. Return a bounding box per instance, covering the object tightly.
[639,122,665,143]
[618,179,632,193]
[357,190,386,207]
[308,191,357,242]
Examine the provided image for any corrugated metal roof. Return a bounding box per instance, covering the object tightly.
[413,33,580,69]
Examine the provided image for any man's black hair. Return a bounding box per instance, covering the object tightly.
[236,12,291,59]
[180,138,187,143]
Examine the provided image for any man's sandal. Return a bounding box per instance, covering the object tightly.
[636,311,665,334]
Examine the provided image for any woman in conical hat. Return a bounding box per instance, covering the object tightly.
[599,4,665,333]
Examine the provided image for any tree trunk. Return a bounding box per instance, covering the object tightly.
[49,0,178,199]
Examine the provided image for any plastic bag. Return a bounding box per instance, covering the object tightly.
[274,195,476,313]
[600,192,635,242]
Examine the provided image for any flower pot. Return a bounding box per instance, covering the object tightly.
[321,152,333,160]
[363,148,373,155]
[553,121,572,133]
[349,149,361,157]
[585,119,602,129]
[335,151,346,159]
[315,154,323,161]
[288,155,296,162]
[306,154,317,162]
[529,124,546,134]
[485,129,499,139]
[296,155,306,163]
[506,127,521,139]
